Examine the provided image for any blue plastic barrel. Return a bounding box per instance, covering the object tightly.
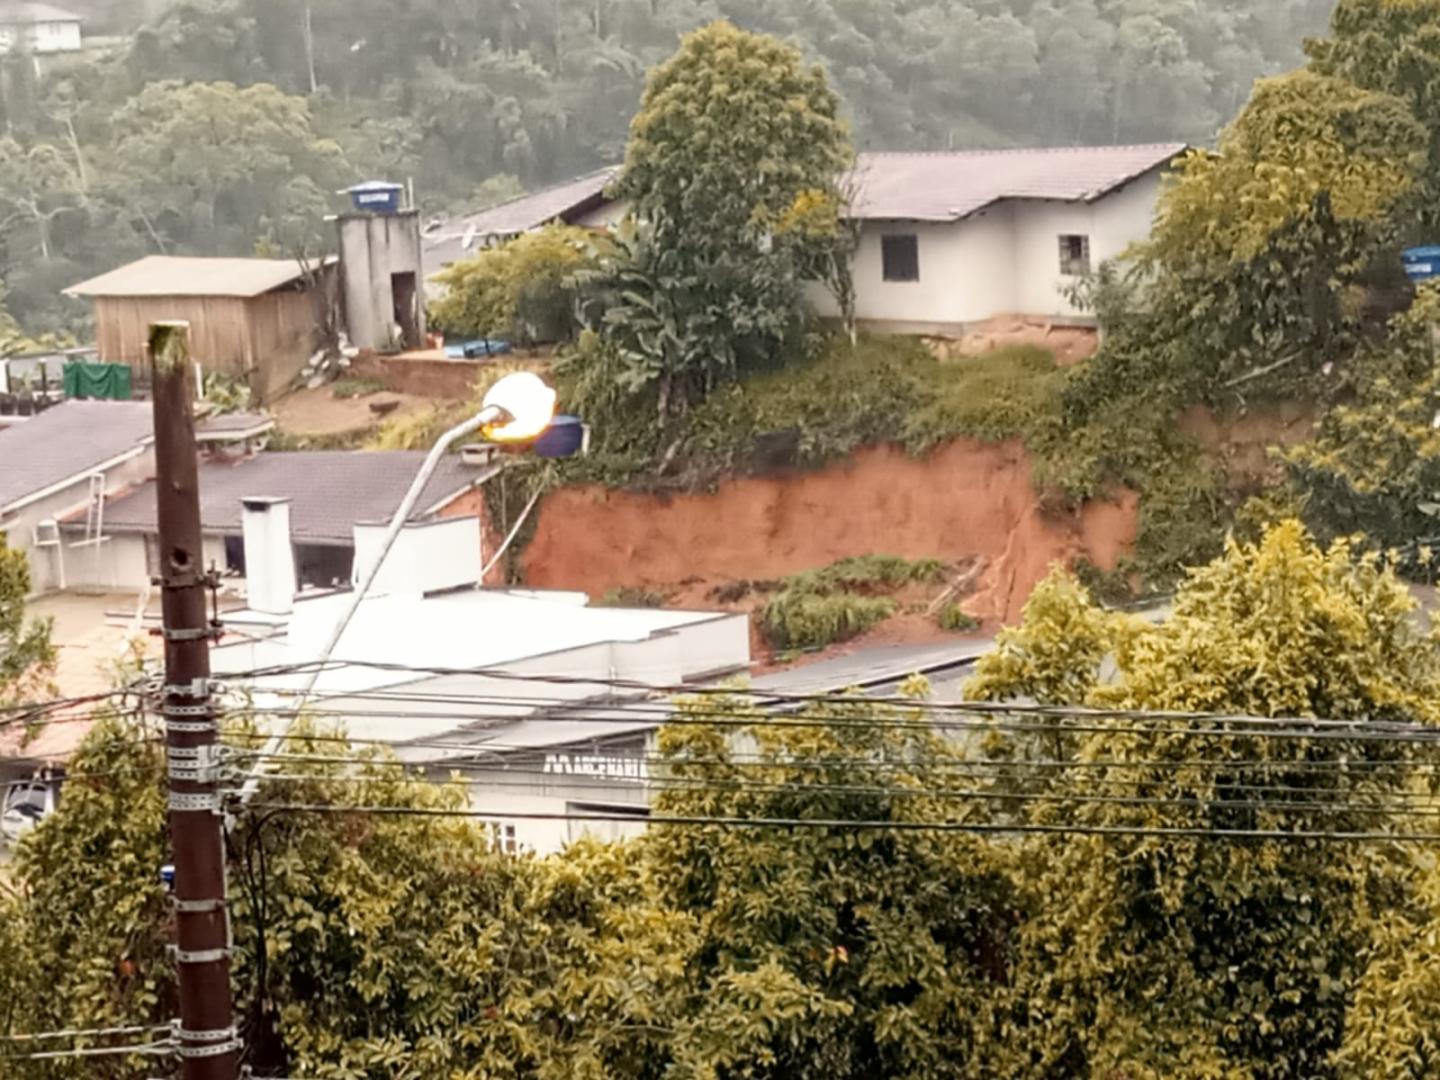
[346,181,404,214]
[533,415,586,459]
[1403,246,1440,283]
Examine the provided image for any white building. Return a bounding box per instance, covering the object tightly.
[819,143,1186,335]
[0,2,81,54]
[210,504,751,854]
[56,444,483,594]
[431,144,1186,336]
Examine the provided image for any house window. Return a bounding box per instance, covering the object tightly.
[490,822,518,855]
[1060,234,1091,276]
[882,234,920,282]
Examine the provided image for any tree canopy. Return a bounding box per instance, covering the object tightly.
[0,0,1337,338]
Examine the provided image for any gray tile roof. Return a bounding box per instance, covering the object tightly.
[0,401,153,513]
[86,451,479,544]
[848,143,1188,221]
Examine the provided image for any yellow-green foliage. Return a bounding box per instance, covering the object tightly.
[1153,71,1423,272]
[965,521,1440,1077]
[429,224,598,345]
[762,555,943,650]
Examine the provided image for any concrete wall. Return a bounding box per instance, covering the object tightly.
[0,448,155,595]
[338,212,428,352]
[810,171,1165,335]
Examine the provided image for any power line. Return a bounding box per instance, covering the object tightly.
[241,800,1440,844]
[227,754,1440,812]
[218,700,1440,747]
[0,1023,173,1043]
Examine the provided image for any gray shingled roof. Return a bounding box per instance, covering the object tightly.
[847,143,1188,221]
[0,401,153,513]
[85,451,478,544]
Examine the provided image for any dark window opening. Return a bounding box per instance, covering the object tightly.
[391,271,420,349]
[224,536,245,576]
[1060,234,1091,276]
[882,234,920,282]
[295,544,353,590]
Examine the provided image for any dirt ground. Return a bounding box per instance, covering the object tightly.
[924,314,1101,366]
[269,385,436,439]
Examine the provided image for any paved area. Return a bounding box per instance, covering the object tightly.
[1,591,157,764]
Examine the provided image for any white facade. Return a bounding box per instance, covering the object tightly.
[1,448,155,596]
[814,173,1165,334]
[0,11,81,54]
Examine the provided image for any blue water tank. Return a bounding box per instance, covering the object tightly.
[533,415,586,459]
[1403,246,1440,283]
[346,181,405,214]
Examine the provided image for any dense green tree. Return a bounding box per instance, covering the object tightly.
[0,534,53,707]
[577,21,852,420]
[967,521,1440,1078]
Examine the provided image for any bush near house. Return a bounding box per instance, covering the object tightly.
[429,225,601,348]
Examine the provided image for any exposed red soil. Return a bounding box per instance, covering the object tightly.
[522,439,1139,628]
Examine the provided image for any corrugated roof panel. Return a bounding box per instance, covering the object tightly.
[88,450,477,543]
[65,256,333,299]
[848,143,1188,221]
[0,401,153,512]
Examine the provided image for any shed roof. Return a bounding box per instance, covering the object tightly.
[0,3,81,23]
[65,256,332,300]
[848,143,1188,221]
[0,401,152,513]
[84,451,478,543]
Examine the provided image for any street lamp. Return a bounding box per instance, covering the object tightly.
[233,371,558,804]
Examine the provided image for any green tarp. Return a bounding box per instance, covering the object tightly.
[63,362,132,401]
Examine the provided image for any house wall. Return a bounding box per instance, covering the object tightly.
[1011,171,1163,319]
[338,211,428,352]
[456,734,650,854]
[90,285,325,405]
[0,449,155,595]
[0,19,81,54]
[59,532,228,594]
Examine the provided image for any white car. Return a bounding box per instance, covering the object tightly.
[0,778,56,844]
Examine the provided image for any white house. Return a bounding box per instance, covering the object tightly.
[57,446,483,593]
[0,2,81,55]
[433,144,1186,336]
[819,143,1186,335]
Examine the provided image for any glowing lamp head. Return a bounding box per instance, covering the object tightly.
[480,371,557,444]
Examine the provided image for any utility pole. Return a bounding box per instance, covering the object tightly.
[151,322,240,1079]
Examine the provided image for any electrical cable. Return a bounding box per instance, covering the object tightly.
[241,769,1440,821]
[240,800,1440,844]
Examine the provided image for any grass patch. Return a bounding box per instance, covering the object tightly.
[937,603,979,632]
[761,555,946,650]
[332,378,388,399]
[564,334,1071,491]
[595,586,666,608]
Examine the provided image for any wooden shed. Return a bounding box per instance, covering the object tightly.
[66,255,336,404]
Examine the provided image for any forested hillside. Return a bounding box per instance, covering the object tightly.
[0,0,1334,337]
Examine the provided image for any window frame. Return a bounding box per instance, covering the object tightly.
[1059,234,1092,277]
[881,233,921,283]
